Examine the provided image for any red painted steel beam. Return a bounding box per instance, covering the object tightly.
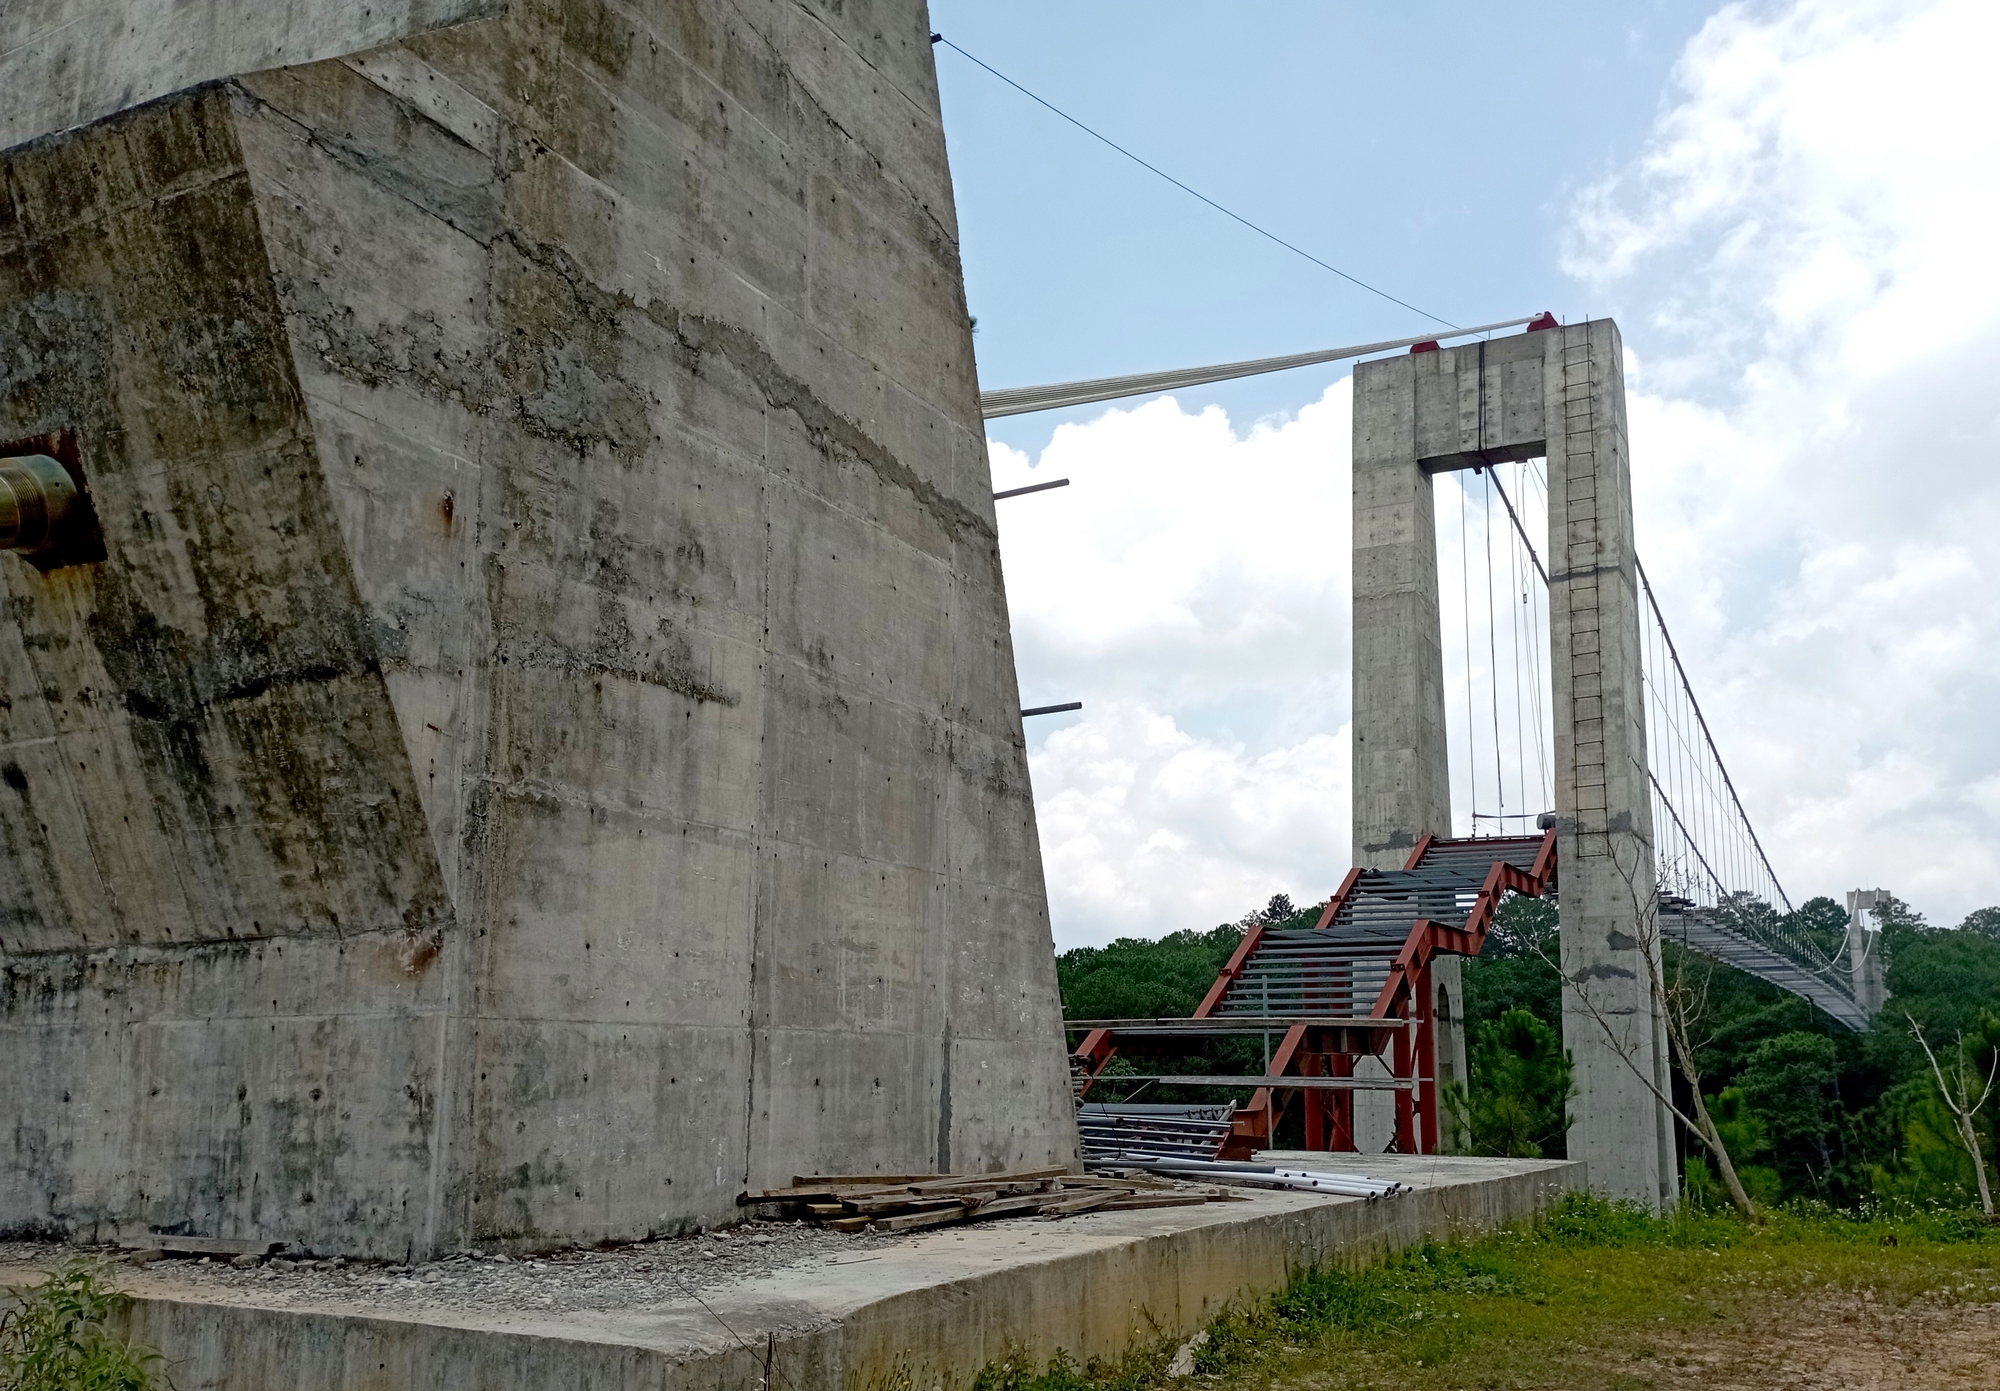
[1070,1026,1119,1100]
[1195,922,1266,1017]
[1401,833,1437,872]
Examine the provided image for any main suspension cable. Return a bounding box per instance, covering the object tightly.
[931,35,1457,327]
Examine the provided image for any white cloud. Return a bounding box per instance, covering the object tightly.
[1575,0,2000,924]
[992,386,1356,946]
[1029,701,1349,944]
[997,0,2000,944]
[992,387,1352,738]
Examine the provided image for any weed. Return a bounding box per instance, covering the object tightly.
[0,1257,168,1391]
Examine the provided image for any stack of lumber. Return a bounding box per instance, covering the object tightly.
[737,1165,1243,1233]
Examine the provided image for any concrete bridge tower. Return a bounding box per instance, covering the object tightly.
[0,0,1077,1258]
[1351,319,1677,1209]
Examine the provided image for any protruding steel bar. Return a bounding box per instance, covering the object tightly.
[993,478,1070,500]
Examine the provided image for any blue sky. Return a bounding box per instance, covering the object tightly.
[931,1,1716,450]
[923,1,2000,946]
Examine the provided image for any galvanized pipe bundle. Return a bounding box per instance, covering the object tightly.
[1110,1153,1403,1198]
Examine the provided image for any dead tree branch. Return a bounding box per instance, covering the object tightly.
[1908,1015,1997,1219]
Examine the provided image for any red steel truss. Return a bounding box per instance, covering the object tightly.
[1070,831,1556,1158]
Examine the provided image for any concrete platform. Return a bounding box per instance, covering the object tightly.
[0,1156,1581,1390]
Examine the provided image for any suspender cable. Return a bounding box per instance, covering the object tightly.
[1459,479,1478,834]
[1508,478,1529,819]
[1635,560,1793,914]
[1482,471,1504,820]
[1485,465,1548,586]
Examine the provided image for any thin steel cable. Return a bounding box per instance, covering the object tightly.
[931,36,1457,327]
[1637,598,1818,970]
[1636,576,1779,911]
[1459,477,1477,833]
[1501,454,1790,919]
[1490,460,1553,812]
[1485,465,1548,585]
[1634,558,1791,912]
[1523,462,1552,807]
[1508,493,1529,819]
[1482,470,1504,817]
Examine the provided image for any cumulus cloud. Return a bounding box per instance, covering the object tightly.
[1029,702,1348,943]
[991,387,1356,946]
[1574,0,2000,921]
[996,0,2000,945]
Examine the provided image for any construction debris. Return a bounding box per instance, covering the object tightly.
[737,1166,1245,1232]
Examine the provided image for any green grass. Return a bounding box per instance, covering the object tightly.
[973,1194,2000,1391]
[1,1257,168,1391]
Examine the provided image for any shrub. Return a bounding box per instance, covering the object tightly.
[0,1258,167,1391]
[1447,1008,1573,1158]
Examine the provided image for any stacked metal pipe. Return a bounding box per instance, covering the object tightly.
[1110,1153,1403,1198]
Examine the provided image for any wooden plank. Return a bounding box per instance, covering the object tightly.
[1097,1194,1211,1210]
[870,1206,968,1233]
[843,1194,966,1215]
[806,1204,846,1217]
[931,1165,1068,1185]
[963,1193,1053,1221]
[959,1180,1057,1201]
[827,1216,873,1233]
[1038,1189,1122,1216]
[740,1186,839,1205]
[1066,1172,1181,1189]
[746,1179,933,1204]
[792,1174,954,1187]
[903,1173,1062,1195]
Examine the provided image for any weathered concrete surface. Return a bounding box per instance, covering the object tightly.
[1348,350,1468,1148]
[0,0,1075,1260]
[0,1155,1583,1391]
[0,0,503,151]
[1350,325,1674,1202]
[1537,321,1675,1210]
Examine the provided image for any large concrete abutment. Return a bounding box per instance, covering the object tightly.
[0,0,1076,1258]
[1351,320,1676,1208]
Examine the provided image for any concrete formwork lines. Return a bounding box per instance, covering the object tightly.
[1544,320,1673,1209]
[0,0,1074,1258]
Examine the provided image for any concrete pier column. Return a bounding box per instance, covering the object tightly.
[1544,320,1677,1210]
[1846,888,1888,1016]
[1351,353,1464,1151]
[1349,320,1676,1193]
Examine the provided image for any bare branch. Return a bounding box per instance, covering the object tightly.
[1907,1013,1996,1219]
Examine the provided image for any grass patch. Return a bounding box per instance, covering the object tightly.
[974,1194,2000,1391]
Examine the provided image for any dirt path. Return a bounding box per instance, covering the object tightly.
[1253,1286,1998,1391]
[1647,1289,1997,1391]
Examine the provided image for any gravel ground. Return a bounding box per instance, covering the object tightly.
[0,1219,895,1317]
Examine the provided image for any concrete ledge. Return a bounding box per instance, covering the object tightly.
[4,1156,1583,1390]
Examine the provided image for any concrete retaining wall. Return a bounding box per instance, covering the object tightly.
[89,1157,1585,1391]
